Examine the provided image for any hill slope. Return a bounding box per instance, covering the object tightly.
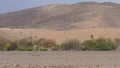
[0,2,120,30]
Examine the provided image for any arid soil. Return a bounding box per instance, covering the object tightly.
[0,51,120,68]
[0,28,120,43]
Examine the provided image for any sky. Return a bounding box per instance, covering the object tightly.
[0,0,120,14]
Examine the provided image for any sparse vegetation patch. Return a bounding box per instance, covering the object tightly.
[0,37,118,51]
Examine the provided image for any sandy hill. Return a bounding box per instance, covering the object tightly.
[0,2,120,30]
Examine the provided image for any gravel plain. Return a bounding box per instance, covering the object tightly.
[0,51,120,68]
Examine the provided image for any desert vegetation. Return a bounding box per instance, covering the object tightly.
[0,37,33,51]
[0,37,118,51]
[60,39,81,50]
[82,38,116,51]
[1,2,120,68]
[34,38,56,51]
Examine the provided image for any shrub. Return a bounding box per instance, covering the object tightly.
[82,40,97,50]
[16,45,25,51]
[16,38,33,51]
[40,47,48,51]
[82,38,117,51]
[4,38,33,51]
[16,46,33,51]
[34,38,56,48]
[60,39,81,50]
[4,41,18,51]
[18,38,33,48]
[25,47,33,51]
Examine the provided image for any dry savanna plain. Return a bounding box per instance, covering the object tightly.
[1,2,120,68]
[0,28,120,68]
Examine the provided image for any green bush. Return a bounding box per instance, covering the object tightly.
[26,47,33,51]
[17,38,33,51]
[40,47,48,51]
[16,46,33,51]
[18,38,33,48]
[16,45,25,51]
[4,38,33,51]
[60,39,81,50]
[82,38,117,51]
[4,41,18,51]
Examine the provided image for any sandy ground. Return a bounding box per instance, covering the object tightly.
[0,28,120,67]
[0,51,120,68]
[0,28,120,43]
